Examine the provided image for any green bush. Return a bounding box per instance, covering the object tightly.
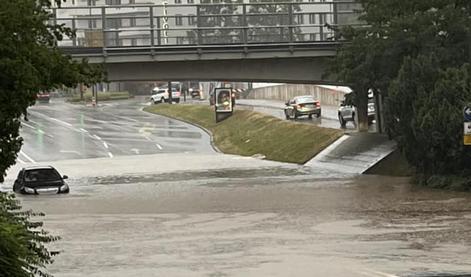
[0,192,59,277]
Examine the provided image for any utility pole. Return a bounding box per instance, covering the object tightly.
[168,81,173,104]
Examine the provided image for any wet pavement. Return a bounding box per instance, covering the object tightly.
[18,98,213,163]
[2,97,471,277]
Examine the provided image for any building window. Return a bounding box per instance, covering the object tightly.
[309,13,316,24]
[310,33,317,41]
[296,14,304,24]
[88,19,98,29]
[175,0,182,4]
[107,18,121,29]
[175,15,183,26]
[176,37,185,45]
[188,0,194,3]
[106,0,121,5]
[188,15,196,25]
[129,0,135,3]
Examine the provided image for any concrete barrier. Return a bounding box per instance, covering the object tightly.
[246,84,348,106]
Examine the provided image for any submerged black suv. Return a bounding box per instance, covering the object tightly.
[13,166,69,194]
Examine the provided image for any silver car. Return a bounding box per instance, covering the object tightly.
[338,97,375,127]
[284,95,321,120]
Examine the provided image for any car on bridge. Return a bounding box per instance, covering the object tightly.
[284,95,321,120]
[13,166,70,195]
[151,87,181,104]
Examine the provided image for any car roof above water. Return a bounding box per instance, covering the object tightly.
[22,166,55,171]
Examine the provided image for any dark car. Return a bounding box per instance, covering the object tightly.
[13,166,69,195]
[284,95,321,120]
[36,92,50,103]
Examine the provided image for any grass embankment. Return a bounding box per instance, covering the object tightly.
[144,104,343,164]
[68,91,132,102]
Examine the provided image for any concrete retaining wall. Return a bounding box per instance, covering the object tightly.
[246,84,347,106]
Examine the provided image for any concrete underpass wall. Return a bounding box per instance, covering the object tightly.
[245,84,349,106]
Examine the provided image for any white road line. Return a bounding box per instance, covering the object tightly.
[80,128,89,133]
[155,143,163,150]
[20,151,35,163]
[28,120,39,125]
[21,122,54,138]
[59,150,81,155]
[93,135,102,141]
[17,158,26,164]
[131,148,140,154]
[144,135,153,141]
[21,122,36,129]
[103,142,109,149]
[359,269,399,277]
[108,152,114,158]
[49,117,73,127]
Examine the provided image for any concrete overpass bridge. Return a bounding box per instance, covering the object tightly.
[54,1,360,84]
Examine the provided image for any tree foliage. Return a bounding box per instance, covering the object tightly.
[0,193,59,277]
[0,0,104,182]
[331,0,471,183]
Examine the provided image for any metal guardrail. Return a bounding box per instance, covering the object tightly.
[53,1,361,54]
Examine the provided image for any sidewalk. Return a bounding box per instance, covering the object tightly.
[306,133,396,174]
[237,99,339,121]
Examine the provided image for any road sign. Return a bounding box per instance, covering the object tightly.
[464,106,471,122]
[464,122,471,145]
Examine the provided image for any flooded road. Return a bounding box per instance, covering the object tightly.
[6,164,471,277]
[3,98,470,277]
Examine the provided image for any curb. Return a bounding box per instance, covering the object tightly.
[141,107,222,153]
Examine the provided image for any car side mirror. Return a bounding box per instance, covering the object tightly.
[340,101,346,107]
[285,101,290,106]
[62,175,68,180]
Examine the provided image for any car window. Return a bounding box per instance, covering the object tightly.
[158,90,166,94]
[296,97,315,104]
[24,169,61,182]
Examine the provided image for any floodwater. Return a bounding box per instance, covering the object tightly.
[3,98,470,277]
[9,167,471,277]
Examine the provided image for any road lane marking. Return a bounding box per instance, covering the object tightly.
[93,135,102,141]
[20,151,35,163]
[155,143,163,150]
[59,150,81,156]
[17,158,26,164]
[21,122,36,129]
[21,122,55,138]
[49,117,73,127]
[108,152,114,158]
[80,128,89,133]
[359,269,399,277]
[103,142,109,149]
[131,148,140,154]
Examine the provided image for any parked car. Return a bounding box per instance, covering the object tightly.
[36,92,50,103]
[284,95,321,120]
[189,88,202,99]
[338,96,376,127]
[13,166,69,195]
[151,87,181,104]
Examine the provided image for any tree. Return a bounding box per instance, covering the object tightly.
[331,0,471,184]
[0,193,59,277]
[1,0,103,275]
[0,0,104,182]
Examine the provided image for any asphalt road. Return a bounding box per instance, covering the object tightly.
[17,98,214,163]
[2,97,471,277]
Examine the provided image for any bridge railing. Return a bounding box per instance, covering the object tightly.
[52,1,361,49]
